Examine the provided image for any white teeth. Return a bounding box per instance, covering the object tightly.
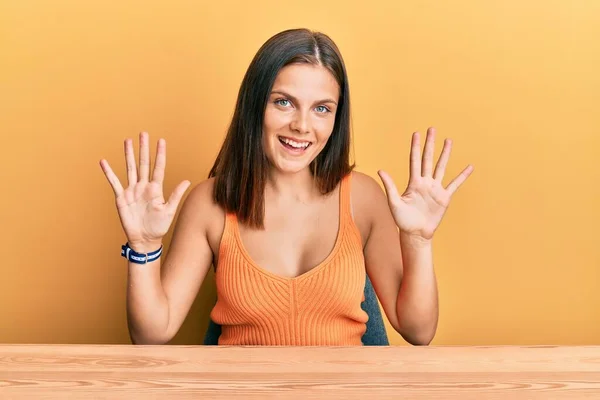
[281,137,310,149]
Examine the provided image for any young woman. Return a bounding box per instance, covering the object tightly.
[99,28,473,346]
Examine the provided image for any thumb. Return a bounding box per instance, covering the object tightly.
[377,170,401,206]
[166,180,192,213]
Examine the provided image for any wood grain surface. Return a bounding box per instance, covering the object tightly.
[0,345,599,399]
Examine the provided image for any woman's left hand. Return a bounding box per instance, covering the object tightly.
[378,127,474,242]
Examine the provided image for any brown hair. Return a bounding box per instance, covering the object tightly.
[209,28,354,228]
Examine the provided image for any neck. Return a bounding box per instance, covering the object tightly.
[266,167,319,203]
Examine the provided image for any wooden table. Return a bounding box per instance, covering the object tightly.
[1,345,599,399]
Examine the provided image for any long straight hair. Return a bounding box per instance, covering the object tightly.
[209,28,354,228]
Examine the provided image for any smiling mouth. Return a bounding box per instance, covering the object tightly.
[278,136,312,151]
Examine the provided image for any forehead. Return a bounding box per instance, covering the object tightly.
[272,63,340,100]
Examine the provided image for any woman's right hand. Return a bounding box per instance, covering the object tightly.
[99,132,191,253]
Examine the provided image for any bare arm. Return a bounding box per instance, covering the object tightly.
[354,172,438,345]
[127,179,216,344]
[100,132,216,345]
[358,128,472,346]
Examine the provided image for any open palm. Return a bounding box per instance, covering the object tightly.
[99,132,191,250]
[378,127,473,241]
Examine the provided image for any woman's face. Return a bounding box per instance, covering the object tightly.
[262,63,340,175]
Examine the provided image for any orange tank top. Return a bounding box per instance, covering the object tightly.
[210,173,369,346]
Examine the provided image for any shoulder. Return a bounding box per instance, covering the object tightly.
[181,177,217,211]
[178,177,224,229]
[350,170,389,210]
[175,177,226,255]
[348,170,390,238]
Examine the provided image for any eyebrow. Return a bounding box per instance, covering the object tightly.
[270,90,338,106]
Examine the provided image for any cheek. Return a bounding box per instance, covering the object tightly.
[314,118,336,144]
[263,107,288,135]
[262,110,282,159]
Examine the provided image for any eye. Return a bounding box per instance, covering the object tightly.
[315,105,330,113]
[274,99,291,107]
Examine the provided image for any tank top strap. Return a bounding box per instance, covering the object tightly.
[214,212,237,272]
[225,211,242,246]
[339,172,353,221]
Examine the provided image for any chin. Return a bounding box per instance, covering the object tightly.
[270,158,313,175]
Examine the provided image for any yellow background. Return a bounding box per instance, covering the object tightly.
[1,0,598,345]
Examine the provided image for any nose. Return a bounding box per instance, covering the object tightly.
[290,111,311,134]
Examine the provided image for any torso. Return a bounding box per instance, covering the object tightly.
[207,171,374,345]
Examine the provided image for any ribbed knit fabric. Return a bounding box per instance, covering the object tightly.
[210,173,369,346]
